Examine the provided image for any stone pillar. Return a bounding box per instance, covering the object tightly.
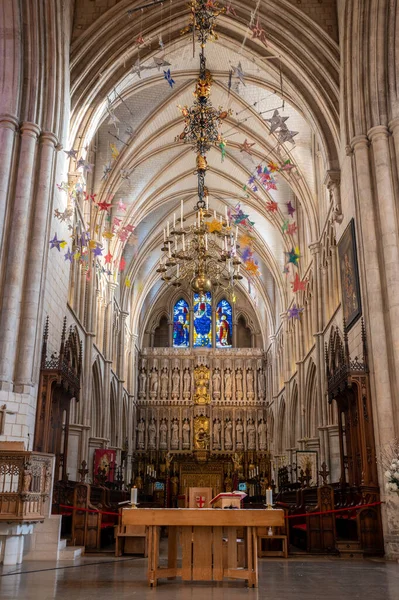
[15,132,59,386]
[0,122,41,386]
[0,115,19,260]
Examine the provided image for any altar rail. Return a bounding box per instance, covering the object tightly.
[0,450,53,522]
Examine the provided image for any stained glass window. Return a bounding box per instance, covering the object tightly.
[173,299,190,347]
[216,299,233,348]
[193,292,212,347]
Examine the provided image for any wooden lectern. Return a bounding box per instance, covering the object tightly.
[188,487,212,508]
[210,491,247,509]
[121,507,284,587]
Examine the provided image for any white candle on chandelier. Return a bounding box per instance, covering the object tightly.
[173,213,176,228]
[168,242,171,258]
[163,228,166,242]
[235,226,238,241]
[182,234,186,251]
[181,199,184,228]
[177,263,180,277]
[205,234,208,250]
[167,221,170,237]
[206,194,209,210]
[214,210,216,220]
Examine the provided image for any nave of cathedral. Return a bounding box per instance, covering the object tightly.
[1,0,399,596]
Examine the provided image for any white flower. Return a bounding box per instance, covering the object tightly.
[390,462,397,470]
[385,470,392,478]
[391,482,398,491]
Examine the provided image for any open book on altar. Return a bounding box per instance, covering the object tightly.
[209,491,247,509]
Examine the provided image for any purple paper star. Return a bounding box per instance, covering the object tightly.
[64,247,73,262]
[287,201,296,217]
[93,245,103,257]
[49,233,63,251]
[64,149,78,159]
[288,304,304,320]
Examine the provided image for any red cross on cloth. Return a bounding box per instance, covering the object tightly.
[195,496,206,508]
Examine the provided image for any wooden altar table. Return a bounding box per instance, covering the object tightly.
[121,507,284,587]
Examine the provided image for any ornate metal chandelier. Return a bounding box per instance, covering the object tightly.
[157,0,244,295]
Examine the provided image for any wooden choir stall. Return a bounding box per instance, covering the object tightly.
[120,507,284,587]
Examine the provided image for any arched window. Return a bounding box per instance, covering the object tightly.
[193,292,212,347]
[216,299,233,348]
[173,299,190,347]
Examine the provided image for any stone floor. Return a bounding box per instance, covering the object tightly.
[1,555,398,600]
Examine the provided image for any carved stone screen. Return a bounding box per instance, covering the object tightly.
[173,298,190,347]
[193,292,212,347]
[216,299,233,348]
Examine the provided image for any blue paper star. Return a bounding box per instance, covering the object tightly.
[93,245,103,257]
[49,233,63,251]
[164,69,175,88]
[288,304,304,320]
[64,247,73,262]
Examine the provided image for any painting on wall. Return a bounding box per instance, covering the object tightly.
[173,298,190,347]
[193,292,212,347]
[338,218,362,330]
[93,449,116,483]
[296,450,318,486]
[216,299,233,348]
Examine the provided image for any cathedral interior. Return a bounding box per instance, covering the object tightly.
[0,0,399,595]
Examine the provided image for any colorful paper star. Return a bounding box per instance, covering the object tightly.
[238,139,256,154]
[164,69,175,88]
[251,18,268,46]
[49,234,63,251]
[207,219,223,233]
[64,247,73,262]
[110,143,119,160]
[102,231,114,240]
[266,200,278,212]
[291,273,308,292]
[279,159,296,172]
[117,199,127,212]
[278,127,299,144]
[288,304,304,320]
[286,247,301,266]
[219,139,227,161]
[119,257,126,271]
[287,222,298,236]
[267,161,280,172]
[97,200,113,212]
[281,220,289,233]
[93,245,103,257]
[125,278,132,288]
[102,163,112,180]
[231,62,246,86]
[286,201,296,217]
[104,252,113,264]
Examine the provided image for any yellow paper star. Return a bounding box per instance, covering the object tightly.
[89,240,97,249]
[245,260,260,276]
[125,278,131,288]
[239,234,254,248]
[207,219,222,233]
[60,241,67,249]
[102,231,114,240]
[110,143,119,160]
[73,251,81,261]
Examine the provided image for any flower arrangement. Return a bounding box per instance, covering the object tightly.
[380,439,399,493]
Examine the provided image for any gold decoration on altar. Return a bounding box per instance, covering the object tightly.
[193,365,210,404]
[194,415,210,450]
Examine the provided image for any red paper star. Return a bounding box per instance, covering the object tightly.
[104,252,113,264]
[291,273,307,293]
[287,222,298,235]
[266,200,278,212]
[97,201,112,212]
[119,257,126,271]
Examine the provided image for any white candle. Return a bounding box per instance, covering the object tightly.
[173,213,176,228]
[205,234,208,250]
[168,242,171,258]
[182,234,185,251]
[177,263,180,277]
[206,194,209,210]
[235,226,238,241]
[181,199,184,227]
[131,487,138,504]
[167,221,170,237]
[163,228,166,242]
[266,488,273,506]
[214,210,216,220]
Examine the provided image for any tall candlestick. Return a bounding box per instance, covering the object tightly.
[266,488,273,508]
[181,199,184,228]
[131,487,138,505]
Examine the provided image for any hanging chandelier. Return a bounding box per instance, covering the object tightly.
[157,0,245,295]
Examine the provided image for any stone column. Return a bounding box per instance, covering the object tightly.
[15,132,59,386]
[0,122,41,386]
[0,115,19,260]
[351,135,396,442]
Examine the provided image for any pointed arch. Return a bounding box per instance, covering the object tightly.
[216,298,233,348]
[305,359,318,438]
[173,298,190,347]
[91,359,103,438]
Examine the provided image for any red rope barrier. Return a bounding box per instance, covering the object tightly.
[283,501,382,520]
[58,504,119,517]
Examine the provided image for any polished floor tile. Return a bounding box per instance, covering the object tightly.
[1,555,398,600]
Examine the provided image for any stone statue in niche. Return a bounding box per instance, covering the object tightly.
[258,418,267,450]
[224,418,233,449]
[247,418,256,450]
[160,368,169,399]
[213,417,221,449]
[235,369,243,399]
[183,369,191,397]
[212,368,221,397]
[136,418,145,449]
[148,417,156,449]
[138,368,147,398]
[159,418,168,449]
[236,418,244,448]
[257,369,265,398]
[182,418,191,448]
[172,368,180,397]
[150,368,158,398]
[246,369,254,397]
[224,471,233,492]
[171,418,179,449]
[224,368,232,399]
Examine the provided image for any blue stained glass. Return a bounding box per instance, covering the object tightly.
[216,299,233,348]
[173,299,190,347]
[193,292,212,347]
